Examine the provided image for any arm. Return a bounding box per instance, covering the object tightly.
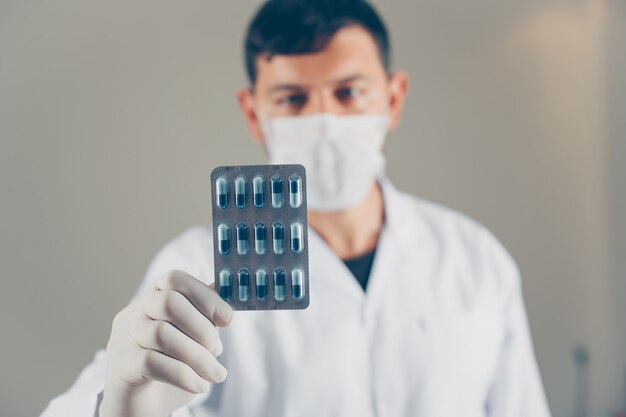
[483,231,551,416]
[39,349,106,417]
[39,226,225,417]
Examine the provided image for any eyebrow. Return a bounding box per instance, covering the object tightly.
[332,74,369,85]
[266,74,370,96]
[267,84,308,95]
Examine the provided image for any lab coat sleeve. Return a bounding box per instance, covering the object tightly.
[483,231,552,417]
[39,226,214,417]
[39,349,107,417]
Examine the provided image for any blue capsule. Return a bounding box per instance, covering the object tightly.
[291,268,304,300]
[217,223,230,255]
[236,223,248,255]
[215,176,229,209]
[252,176,264,208]
[218,269,232,301]
[272,222,284,254]
[234,176,246,208]
[288,175,303,208]
[238,269,250,301]
[254,222,266,255]
[290,222,303,254]
[255,269,267,300]
[273,268,286,301]
[270,175,283,208]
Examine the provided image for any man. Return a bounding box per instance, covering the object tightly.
[41,1,551,416]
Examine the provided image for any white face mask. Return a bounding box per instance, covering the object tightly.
[259,112,390,211]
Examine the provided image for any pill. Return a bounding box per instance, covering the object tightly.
[255,269,268,300]
[254,222,266,255]
[271,175,283,208]
[253,176,264,208]
[234,176,246,208]
[290,222,303,254]
[274,268,285,301]
[217,223,230,255]
[272,222,284,254]
[289,175,303,208]
[238,269,250,301]
[291,268,304,300]
[236,223,248,255]
[215,176,229,209]
[218,269,232,301]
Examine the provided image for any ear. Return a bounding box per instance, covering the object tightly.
[236,87,265,145]
[387,70,410,131]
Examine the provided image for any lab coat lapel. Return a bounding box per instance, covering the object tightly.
[308,227,365,305]
[364,178,434,317]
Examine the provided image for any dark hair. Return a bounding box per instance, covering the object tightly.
[244,0,391,85]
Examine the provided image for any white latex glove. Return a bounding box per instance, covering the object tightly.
[99,270,234,417]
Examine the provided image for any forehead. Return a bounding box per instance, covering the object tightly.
[254,25,386,89]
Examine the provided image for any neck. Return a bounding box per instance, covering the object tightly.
[308,182,385,260]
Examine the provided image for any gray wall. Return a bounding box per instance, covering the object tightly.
[0,1,623,416]
[607,0,626,411]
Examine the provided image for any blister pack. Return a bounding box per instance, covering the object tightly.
[210,164,310,310]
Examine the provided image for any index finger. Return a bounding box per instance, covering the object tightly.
[155,270,234,327]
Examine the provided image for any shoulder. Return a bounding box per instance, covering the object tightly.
[417,194,515,264]
[159,224,214,261]
[388,184,522,303]
[132,225,215,298]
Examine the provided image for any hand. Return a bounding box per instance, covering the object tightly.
[99,270,233,417]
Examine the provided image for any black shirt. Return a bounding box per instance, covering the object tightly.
[342,245,377,292]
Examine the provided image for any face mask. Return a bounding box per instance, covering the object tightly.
[258,112,390,211]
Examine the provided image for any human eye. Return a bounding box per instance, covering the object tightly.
[335,86,364,103]
[276,93,308,109]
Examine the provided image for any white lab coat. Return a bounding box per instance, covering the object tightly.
[40,178,551,417]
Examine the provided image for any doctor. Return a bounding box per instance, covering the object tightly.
[41,1,551,416]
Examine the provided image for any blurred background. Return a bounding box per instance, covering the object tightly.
[0,0,624,416]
